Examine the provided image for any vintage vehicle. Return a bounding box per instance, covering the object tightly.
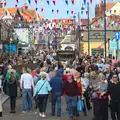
[56,50,75,61]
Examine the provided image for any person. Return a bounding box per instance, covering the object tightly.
[7,72,17,113]
[62,74,79,120]
[75,71,87,116]
[20,67,34,113]
[83,72,92,111]
[107,73,120,120]
[96,59,104,72]
[50,71,63,117]
[4,65,19,95]
[34,72,52,118]
[92,73,108,120]
[32,68,40,78]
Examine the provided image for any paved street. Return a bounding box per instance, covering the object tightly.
[2,98,93,120]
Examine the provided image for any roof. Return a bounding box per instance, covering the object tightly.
[106,2,116,11]
[0,5,42,22]
[52,18,73,25]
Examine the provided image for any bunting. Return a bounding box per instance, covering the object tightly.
[83,0,86,4]
[41,8,43,12]
[65,0,68,5]
[90,0,92,3]
[28,0,31,4]
[35,8,38,11]
[71,0,74,5]
[67,10,69,15]
[35,0,37,4]
[52,9,54,13]
[16,0,19,3]
[46,0,49,5]
[57,10,59,14]
[52,0,56,5]
[4,1,6,7]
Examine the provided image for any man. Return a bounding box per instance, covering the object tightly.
[20,67,34,113]
[50,71,63,117]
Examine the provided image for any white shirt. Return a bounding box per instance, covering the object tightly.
[20,73,34,89]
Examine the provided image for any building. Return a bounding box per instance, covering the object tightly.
[79,1,120,56]
[0,1,43,46]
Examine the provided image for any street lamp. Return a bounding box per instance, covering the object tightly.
[104,0,107,59]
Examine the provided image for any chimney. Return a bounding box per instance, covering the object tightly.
[95,4,100,17]
[0,0,3,8]
[100,0,104,16]
[23,3,28,10]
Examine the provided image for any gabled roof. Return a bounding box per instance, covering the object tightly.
[106,2,116,11]
[0,6,42,22]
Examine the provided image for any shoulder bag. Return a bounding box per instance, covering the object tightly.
[34,81,46,99]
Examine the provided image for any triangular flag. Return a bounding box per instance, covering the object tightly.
[57,10,59,14]
[28,0,31,4]
[52,0,56,5]
[67,10,69,15]
[71,0,74,5]
[83,0,86,4]
[4,2,6,7]
[47,0,49,5]
[71,11,74,14]
[65,0,68,5]
[36,8,38,11]
[52,9,54,13]
[41,8,43,12]
[90,0,92,3]
[16,0,19,3]
[35,0,37,4]
[86,10,88,14]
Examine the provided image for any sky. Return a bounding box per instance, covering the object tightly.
[5,0,118,20]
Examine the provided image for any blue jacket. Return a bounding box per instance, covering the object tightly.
[34,79,52,96]
[50,76,63,94]
[56,68,64,77]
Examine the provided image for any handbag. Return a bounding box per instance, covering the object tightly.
[77,99,84,112]
[34,81,46,99]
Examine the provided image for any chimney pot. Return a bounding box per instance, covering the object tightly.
[0,0,3,8]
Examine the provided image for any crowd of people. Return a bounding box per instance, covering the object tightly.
[0,50,120,120]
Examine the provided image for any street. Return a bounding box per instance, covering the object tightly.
[2,98,93,120]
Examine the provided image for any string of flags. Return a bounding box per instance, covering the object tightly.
[14,0,93,5]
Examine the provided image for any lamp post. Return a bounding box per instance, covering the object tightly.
[104,0,107,60]
[87,2,90,56]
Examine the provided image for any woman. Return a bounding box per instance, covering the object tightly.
[92,73,108,120]
[63,74,79,120]
[107,73,120,120]
[7,72,17,113]
[75,72,87,116]
[34,72,52,118]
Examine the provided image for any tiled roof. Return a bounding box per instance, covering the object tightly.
[0,7,42,22]
[106,2,116,11]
